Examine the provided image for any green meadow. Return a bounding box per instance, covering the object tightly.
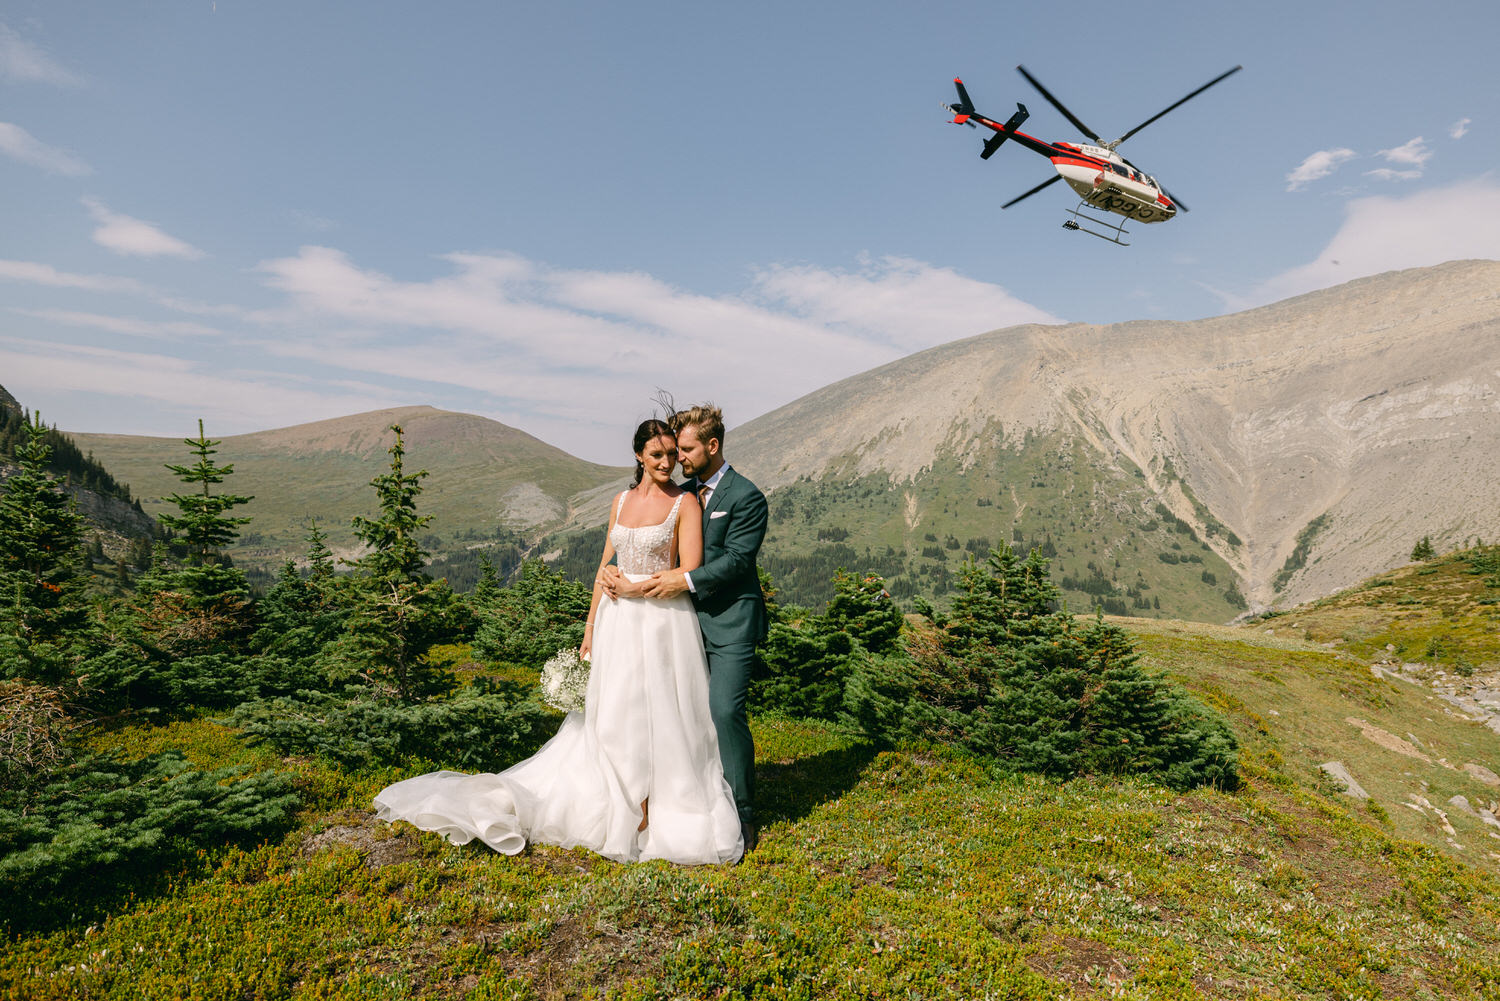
[7,576,1500,1000]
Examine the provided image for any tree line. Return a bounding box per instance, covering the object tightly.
[0,412,1239,933]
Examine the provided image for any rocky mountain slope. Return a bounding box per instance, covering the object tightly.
[58,260,1500,616]
[0,385,154,560]
[731,259,1500,611]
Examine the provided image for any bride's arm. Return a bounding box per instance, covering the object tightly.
[583,493,626,657]
[675,494,703,573]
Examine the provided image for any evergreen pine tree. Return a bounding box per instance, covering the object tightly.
[138,421,253,654]
[824,570,904,655]
[247,522,345,662]
[1411,535,1436,561]
[0,413,90,683]
[472,559,590,668]
[472,552,501,605]
[321,425,459,700]
[304,519,335,581]
[155,419,253,605]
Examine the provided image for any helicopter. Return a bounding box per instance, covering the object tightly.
[946,64,1241,245]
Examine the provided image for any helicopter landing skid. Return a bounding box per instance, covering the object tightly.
[1062,202,1130,246]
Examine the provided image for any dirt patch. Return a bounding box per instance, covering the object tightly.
[302,813,421,869]
[1024,934,1134,992]
[491,913,660,996]
[1344,717,1433,762]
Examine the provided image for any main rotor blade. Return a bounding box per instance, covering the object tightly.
[1111,65,1242,146]
[1002,174,1062,209]
[1160,185,1189,213]
[1016,65,1101,144]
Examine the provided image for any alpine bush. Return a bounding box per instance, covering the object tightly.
[231,678,555,771]
[0,751,298,932]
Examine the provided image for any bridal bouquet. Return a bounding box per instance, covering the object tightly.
[539,648,590,713]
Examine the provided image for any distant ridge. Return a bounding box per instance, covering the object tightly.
[70,406,629,573]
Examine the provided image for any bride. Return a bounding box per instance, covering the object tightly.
[373,419,744,865]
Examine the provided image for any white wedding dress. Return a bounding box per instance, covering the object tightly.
[373,493,743,865]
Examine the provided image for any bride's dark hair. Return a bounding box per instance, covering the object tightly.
[631,418,675,487]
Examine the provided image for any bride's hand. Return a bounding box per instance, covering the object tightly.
[597,565,624,600]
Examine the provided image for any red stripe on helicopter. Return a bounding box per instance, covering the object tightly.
[1049,155,1104,170]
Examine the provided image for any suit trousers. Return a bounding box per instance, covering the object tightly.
[705,639,755,824]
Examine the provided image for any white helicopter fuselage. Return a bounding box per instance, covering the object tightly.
[1051,143,1176,223]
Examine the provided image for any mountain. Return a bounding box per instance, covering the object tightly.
[0,384,155,562]
[61,261,1500,615]
[69,406,629,584]
[730,259,1500,615]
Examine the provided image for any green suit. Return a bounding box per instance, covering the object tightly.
[688,466,768,825]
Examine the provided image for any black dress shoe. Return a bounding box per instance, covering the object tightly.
[740,821,759,853]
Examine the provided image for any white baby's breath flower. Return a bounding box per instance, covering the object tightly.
[539,648,590,713]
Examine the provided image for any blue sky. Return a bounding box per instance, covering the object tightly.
[2,0,1497,462]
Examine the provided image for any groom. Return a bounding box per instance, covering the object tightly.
[608,403,769,851]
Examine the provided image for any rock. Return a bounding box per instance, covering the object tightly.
[1345,717,1433,762]
[1451,796,1500,830]
[1319,761,1370,799]
[302,818,417,869]
[1464,763,1500,786]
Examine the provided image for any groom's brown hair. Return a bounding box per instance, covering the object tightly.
[672,403,726,449]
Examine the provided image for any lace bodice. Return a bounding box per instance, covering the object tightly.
[610,493,683,575]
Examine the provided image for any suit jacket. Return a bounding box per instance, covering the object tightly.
[688,466,769,649]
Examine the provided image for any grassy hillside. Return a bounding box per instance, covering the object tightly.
[1256,546,1500,671]
[754,429,1245,621]
[8,563,1500,998]
[69,407,627,589]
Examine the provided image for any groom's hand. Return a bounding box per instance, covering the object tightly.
[598,564,624,599]
[641,568,689,599]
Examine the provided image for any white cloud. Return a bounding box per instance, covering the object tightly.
[248,247,1058,459]
[750,256,1059,352]
[7,243,1058,460]
[0,258,148,295]
[0,121,90,175]
[0,336,396,438]
[1363,167,1422,182]
[1286,148,1357,191]
[1365,137,1431,182]
[0,23,82,86]
[1377,137,1432,167]
[1450,118,1472,140]
[10,308,224,339]
[83,197,205,259]
[1250,177,1500,304]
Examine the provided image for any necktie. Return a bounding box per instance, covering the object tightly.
[697,481,711,505]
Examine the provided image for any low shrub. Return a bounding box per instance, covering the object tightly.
[230,678,555,772]
[0,751,298,932]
